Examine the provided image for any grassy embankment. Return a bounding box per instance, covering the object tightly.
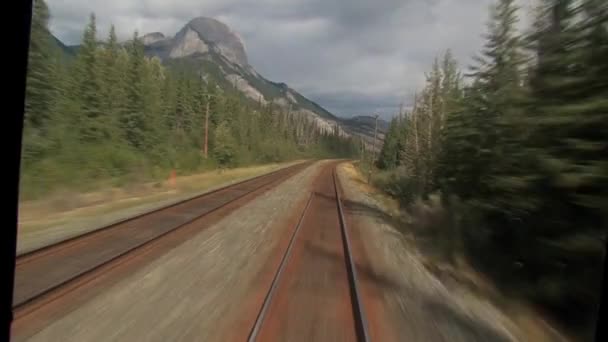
[18,160,305,251]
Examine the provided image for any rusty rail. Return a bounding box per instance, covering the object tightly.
[247,164,370,342]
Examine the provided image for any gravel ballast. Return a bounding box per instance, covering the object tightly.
[22,161,326,342]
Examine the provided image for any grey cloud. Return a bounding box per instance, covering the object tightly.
[47,0,532,119]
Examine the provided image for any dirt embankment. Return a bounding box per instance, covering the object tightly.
[336,162,570,342]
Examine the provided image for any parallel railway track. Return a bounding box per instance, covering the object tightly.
[12,161,311,321]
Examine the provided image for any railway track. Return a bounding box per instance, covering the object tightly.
[247,163,370,342]
[12,161,311,322]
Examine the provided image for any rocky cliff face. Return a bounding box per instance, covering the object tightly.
[182,17,248,67]
[169,27,209,58]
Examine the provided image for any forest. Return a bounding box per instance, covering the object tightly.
[375,0,606,339]
[21,0,359,200]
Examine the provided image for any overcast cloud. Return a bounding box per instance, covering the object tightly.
[47,0,535,120]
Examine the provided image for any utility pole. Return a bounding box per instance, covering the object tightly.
[368,113,380,183]
[201,92,221,158]
[199,71,212,159]
[204,98,210,158]
[360,137,365,163]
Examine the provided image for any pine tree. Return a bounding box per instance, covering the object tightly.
[438,84,483,200]
[443,0,526,210]
[524,0,593,223]
[377,117,400,169]
[421,57,443,192]
[23,0,55,162]
[577,0,608,215]
[213,121,237,167]
[161,71,177,132]
[247,105,261,153]
[123,31,147,150]
[439,50,462,125]
[99,25,125,142]
[75,13,105,143]
[143,57,166,158]
[515,0,607,324]
[436,51,465,193]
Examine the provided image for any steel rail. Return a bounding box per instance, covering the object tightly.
[247,164,370,342]
[247,193,314,342]
[17,161,309,264]
[13,162,309,317]
[333,168,370,342]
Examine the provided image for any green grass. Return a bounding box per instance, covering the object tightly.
[18,160,304,236]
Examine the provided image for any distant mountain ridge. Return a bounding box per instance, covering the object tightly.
[341,116,388,151]
[139,17,346,132]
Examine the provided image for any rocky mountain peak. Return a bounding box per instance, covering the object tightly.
[135,17,378,141]
[178,17,248,67]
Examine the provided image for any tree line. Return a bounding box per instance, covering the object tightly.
[22,0,359,200]
[377,0,606,337]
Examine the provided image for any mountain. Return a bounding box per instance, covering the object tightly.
[141,17,387,140]
[51,35,74,57]
[340,116,388,152]
[49,17,386,144]
[343,115,389,133]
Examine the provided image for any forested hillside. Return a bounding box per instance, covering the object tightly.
[375,0,606,339]
[21,0,359,200]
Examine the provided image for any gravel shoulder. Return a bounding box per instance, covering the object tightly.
[337,162,527,342]
[21,160,327,342]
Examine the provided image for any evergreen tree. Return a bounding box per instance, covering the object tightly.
[580,0,608,218]
[511,0,607,325]
[75,13,105,142]
[377,117,400,169]
[23,0,55,162]
[99,25,125,142]
[143,57,166,159]
[123,31,147,150]
[213,121,237,167]
[390,50,464,200]
[438,84,482,200]
[441,0,526,210]
[161,71,177,132]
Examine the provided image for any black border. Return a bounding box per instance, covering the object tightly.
[2,0,31,340]
[595,242,608,341]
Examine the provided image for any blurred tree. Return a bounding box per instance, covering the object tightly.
[377,117,400,169]
[123,31,148,150]
[213,121,237,167]
[22,0,56,163]
[75,13,106,143]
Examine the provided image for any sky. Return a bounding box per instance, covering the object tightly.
[46,0,534,120]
